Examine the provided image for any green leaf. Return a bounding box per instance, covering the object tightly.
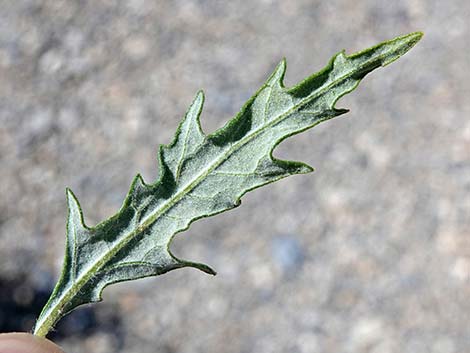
[33,32,422,337]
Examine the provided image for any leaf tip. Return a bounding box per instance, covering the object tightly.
[183,260,217,276]
[202,265,217,276]
[183,89,206,137]
[65,187,79,209]
[127,173,148,201]
[195,89,205,101]
[65,187,86,229]
[334,107,350,115]
[381,31,423,67]
[301,164,314,174]
[132,173,147,189]
[266,58,287,88]
[409,31,424,42]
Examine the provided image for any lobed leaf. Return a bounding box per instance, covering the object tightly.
[34,32,422,337]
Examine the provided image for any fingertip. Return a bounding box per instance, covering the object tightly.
[0,332,65,353]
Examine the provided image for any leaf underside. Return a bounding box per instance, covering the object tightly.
[33,32,422,336]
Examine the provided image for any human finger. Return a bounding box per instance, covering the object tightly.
[0,332,65,353]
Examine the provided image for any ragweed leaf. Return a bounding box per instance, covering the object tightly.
[34,32,422,337]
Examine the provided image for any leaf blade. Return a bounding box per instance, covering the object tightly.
[34,32,422,337]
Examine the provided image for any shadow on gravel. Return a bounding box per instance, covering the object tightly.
[0,274,124,345]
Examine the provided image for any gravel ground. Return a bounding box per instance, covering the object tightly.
[1,1,469,353]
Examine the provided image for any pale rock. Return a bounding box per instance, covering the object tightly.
[122,36,151,60]
[350,317,384,347]
[450,257,470,282]
[39,49,64,74]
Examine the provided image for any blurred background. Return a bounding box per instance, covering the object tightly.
[0,1,469,352]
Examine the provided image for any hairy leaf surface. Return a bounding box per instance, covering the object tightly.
[34,32,422,336]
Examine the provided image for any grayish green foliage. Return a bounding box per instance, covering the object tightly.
[34,32,422,337]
